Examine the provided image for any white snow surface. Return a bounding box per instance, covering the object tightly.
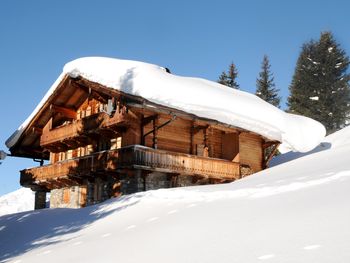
[271,125,350,166]
[1,126,350,263]
[309,96,319,101]
[0,188,34,216]
[6,57,325,152]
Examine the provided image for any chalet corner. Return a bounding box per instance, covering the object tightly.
[7,57,324,209]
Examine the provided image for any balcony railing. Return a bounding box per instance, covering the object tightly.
[40,111,132,148]
[20,145,240,188]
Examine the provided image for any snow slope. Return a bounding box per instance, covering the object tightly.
[0,188,34,217]
[6,57,325,152]
[1,126,350,263]
[271,125,350,166]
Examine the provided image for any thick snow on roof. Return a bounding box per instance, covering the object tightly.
[1,126,350,263]
[6,57,325,152]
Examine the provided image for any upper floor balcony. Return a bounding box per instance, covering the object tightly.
[40,110,133,150]
[20,145,241,189]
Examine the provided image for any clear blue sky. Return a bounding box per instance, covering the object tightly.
[1,0,349,195]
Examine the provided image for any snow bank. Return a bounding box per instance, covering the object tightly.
[1,126,350,263]
[6,57,325,152]
[271,125,350,166]
[0,188,34,216]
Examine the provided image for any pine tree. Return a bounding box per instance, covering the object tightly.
[256,55,280,107]
[288,32,350,133]
[218,62,240,89]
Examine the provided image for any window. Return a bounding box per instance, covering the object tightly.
[110,137,122,150]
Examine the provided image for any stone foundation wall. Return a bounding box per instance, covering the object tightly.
[145,172,172,190]
[50,186,84,208]
[49,171,209,208]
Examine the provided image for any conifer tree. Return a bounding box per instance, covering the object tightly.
[256,55,280,107]
[288,32,350,133]
[218,62,240,89]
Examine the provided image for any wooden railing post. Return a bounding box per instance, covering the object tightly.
[153,116,159,149]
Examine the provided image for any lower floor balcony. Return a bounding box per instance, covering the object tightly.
[20,145,241,189]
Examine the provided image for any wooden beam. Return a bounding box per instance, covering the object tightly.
[140,114,144,145]
[44,179,62,189]
[56,178,71,187]
[193,125,209,135]
[142,115,158,126]
[263,141,280,149]
[153,116,159,149]
[264,143,280,168]
[44,143,68,153]
[190,121,194,154]
[204,126,209,148]
[50,104,77,119]
[32,127,43,134]
[71,80,108,104]
[61,140,80,149]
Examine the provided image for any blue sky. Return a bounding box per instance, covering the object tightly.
[0,0,349,195]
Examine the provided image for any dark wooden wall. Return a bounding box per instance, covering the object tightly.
[46,96,266,174]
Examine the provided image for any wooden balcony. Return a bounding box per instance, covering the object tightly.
[20,145,240,189]
[40,111,132,149]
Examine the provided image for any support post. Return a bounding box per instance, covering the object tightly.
[190,121,194,154]
[140,114,144,145]
[153,116,159,149]
[34,190,47,210]
[86,180,95,205]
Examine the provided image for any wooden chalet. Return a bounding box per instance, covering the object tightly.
[7,68,280,209]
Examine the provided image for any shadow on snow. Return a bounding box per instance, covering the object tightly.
[0,194,140,262]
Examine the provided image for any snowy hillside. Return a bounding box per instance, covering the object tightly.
[0,188,34,216]
[1,126,350,262]
[271,125,350,166]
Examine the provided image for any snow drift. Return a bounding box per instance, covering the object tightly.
[6,57,325,152]
[1,126,350,263]
[0,188,34,217]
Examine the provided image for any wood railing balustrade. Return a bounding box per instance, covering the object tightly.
[21,145,240,187]
[40,111,131,147]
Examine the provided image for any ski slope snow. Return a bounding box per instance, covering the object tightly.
[0,188,34,217]
[1,126,350,263]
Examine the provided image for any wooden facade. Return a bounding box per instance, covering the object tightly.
[9,75,279,208]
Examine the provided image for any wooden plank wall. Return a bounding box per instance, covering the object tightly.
[143,116,225,157]
[239,132,263,172]
[192,127,203,155]
[46,95,266,175]
[222,132,239,162]
[208,128,222,159]
[144,116,191,154]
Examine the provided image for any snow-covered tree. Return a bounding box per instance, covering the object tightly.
[288,32,350,133]
[256,55,280,108]
[218,62,239,89]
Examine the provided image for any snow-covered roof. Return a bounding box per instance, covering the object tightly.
[6,57,325,152]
